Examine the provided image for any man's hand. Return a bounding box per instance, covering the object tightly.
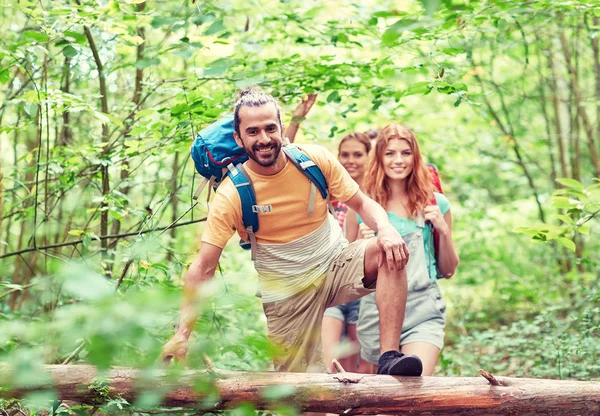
[162,332,189,364]
[376,225,409,271]
[290,93,317,125]
[424,205,449,235]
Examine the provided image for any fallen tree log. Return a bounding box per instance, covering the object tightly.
[1,365,600,415]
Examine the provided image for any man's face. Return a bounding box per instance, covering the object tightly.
[234,103,284,168]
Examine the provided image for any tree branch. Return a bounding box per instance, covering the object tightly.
[0,218,206,260]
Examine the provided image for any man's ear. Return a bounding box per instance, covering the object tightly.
[233,132,243,148]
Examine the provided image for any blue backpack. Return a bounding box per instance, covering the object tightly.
[191,115,330,259]
[190,114,248,198]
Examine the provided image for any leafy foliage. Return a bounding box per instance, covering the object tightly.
[1,0,600,413]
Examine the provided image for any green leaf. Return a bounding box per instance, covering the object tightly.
[0,68,9,84]
[62,45,78,58]
[419,0,441,16]
[24,31,49,43]
[64,31,87,45]
[552,196,578,210]
[203,58,236,77]
[556,177,584,190]
[151,16,180,28]
[68,229,85,236]
[382,19,422,45]
[373,11,404,18]
[578,225,590,235]
[404,81,433,96]
[594,8,600,17]
[204,19,226,35]
[555,237,576,252]
[82,234,92,248]
[134,58,160,70]
[442,47,464,56]
[170,103,190,115]
[554,214,575,225]
[136,109,155,118]
[326,90,341,103]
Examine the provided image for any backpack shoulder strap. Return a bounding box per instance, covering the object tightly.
[227,163,259,260]
[282,145,332,215]
[282,145,328,198]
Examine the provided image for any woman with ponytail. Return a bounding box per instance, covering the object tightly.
[346,123,459,375]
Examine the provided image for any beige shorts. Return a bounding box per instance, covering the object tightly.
[262,239,374,372]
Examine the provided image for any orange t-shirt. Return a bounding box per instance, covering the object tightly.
[201,144,359,248]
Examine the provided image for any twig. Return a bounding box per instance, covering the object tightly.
[116,258,135,291]
[332,358,346,373]
[332,358,358,415]
[62,341,86,365]
[479,369,500,386]
[202,353,216,375]
[0,282,36,300]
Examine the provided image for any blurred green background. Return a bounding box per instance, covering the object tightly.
[1,0,599,413]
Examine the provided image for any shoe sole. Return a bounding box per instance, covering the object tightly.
[388,355,423,376]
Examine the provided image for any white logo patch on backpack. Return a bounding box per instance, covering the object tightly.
[252,205,273,213]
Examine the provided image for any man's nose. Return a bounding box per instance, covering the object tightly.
[257,130,270,143]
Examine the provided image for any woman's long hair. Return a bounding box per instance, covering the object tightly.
[364,124,433,218]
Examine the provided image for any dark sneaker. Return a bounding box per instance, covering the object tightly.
[377,350,423,376]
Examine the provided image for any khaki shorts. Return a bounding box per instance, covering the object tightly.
[262,239,373,372]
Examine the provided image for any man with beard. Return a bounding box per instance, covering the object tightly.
[163,88,422,376]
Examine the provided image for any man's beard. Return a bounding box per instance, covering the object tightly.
[246,140,282,167]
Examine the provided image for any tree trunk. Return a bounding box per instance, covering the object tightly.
[79,5,111,276]
[2,365,600,415]
[547,47,569,179]
[559,30,600,177]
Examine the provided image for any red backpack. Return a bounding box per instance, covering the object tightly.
[426,164,446,279]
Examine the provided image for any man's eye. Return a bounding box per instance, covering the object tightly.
[267,126,277,132]
[248,129,258,135]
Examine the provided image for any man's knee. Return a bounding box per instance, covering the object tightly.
[363,239,408,286]
[362,239,379,283]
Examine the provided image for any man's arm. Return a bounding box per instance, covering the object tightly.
[344,190,409,270]
[162,242,222,362]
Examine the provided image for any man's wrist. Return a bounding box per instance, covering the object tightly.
[377,224,395,233]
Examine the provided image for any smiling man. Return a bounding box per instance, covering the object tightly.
[163,88,422,376]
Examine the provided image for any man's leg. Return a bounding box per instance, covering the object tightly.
[362,239,422,376]
[262,277,329,373]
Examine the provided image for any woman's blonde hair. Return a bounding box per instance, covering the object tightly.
[364,123,433,218]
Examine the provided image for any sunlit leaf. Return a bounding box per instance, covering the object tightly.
[555,237,576,252]
[23,31,49,43]
[556,178,584,190]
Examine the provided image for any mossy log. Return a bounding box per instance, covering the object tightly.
[2,365,600,415]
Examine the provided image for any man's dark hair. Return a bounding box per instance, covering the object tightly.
[233,87,283,136]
